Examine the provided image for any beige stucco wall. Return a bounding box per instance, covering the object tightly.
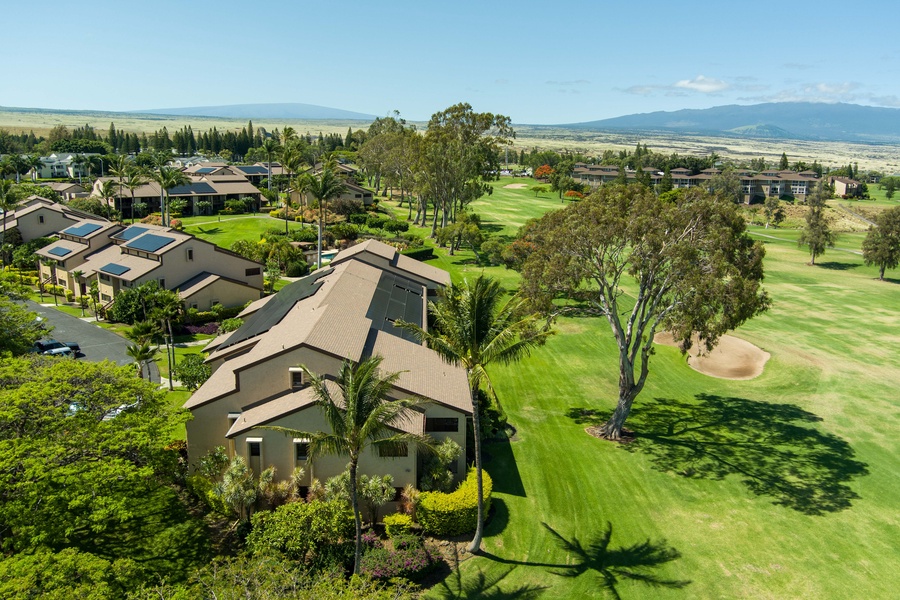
[14,209,77,242]
[183,279,261,311]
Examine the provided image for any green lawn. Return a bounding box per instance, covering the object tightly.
[181,213,316,249]
[415,185,899,599]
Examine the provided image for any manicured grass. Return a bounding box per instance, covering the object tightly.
[415,186,899,598]
[181,213,316,249]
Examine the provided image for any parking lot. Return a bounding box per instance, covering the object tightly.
[26,300,160,382]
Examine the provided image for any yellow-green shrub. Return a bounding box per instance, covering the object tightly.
[383,513,414,538]
[416,468,491,536]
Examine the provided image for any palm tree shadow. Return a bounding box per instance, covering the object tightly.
[430,544,548,599]
[623,394,869,514]
[478,523,689,599]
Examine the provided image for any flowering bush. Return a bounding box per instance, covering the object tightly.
[184,322,220,335]
[359,535,433,581]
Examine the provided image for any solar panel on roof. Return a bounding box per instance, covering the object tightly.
[117,226,149,241]
[63,222,103,237]
[126,233,176,253]
[196,167,216,173]
[218,268,332,351]
[168,182,216,195]
[101,263,130,276]
[366,272,423,342]
[237,166,268,175]
[48,246,72,257]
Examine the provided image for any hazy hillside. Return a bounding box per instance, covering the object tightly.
[133,103,377,121]
[565,102,900,143]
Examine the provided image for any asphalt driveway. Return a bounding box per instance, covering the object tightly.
[25,300,160,382]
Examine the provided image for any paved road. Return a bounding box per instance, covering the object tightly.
[25,300,160,382]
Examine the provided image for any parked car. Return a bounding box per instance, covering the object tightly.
[33,339,81,357]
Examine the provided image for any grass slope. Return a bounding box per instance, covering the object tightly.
[417,182,899,599]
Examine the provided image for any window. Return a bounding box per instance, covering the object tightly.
[246,267,261,276]
[190,303,198,309]
[99,273,110,282]
[425,417,459,432]
[295,440,309,461]
[248,441,261,457]
[39,215,45,224]
[101,293,111,302]
[379,442,408,457]
[289,367,305,389]
[158,278,166,288]
[186,248,194,261]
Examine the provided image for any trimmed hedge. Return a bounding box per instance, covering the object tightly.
[383,513,414,538]
[416,468,491,536]
[400,247,435,261]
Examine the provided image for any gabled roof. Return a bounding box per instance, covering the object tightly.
[189,240,471,414]
[330,239,450,287]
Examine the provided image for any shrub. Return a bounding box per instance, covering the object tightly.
[289,228,319,243]
[218,318,244,334]
[416,468,491,536]
[65,290,75,302]
[348,213,368,225]
[247,500,355,569]
[330,197,364,217]
[383,513,414,538]
[285,260,310,277]
[400,247,434,261]
[383,220,410,233]
[366,215,389,229]
[328,223,359,241]
[359,534,433,581]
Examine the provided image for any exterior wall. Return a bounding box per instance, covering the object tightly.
[231,407,418,491]
[145,241,263,297]
[421,402,469,483]
[14,208,78,242]
[183,279,261,311]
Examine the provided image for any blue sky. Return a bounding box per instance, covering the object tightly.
[4,0,898,124]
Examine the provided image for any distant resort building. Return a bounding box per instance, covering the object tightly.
[571,163,821,203]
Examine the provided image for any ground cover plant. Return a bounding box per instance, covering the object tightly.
[408,181,899,599]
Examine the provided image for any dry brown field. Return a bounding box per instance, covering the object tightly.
[3,108,899,171]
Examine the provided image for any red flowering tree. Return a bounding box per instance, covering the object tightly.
[534,164,554,181]
[564,190,584,201]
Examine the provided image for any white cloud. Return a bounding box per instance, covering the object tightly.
[674,75,730,94]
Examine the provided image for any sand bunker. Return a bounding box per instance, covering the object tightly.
[654,332,770,380]
[503,183,529,189]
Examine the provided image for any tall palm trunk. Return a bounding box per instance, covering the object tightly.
[349,458,363,575]
[467,388,485,553]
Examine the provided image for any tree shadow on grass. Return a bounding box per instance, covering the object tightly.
[487,437,527,497]
[195,226,222,235]
[479,522,689,600]
[816,261,859,270]
[430,545,548,599]
[622,394,869,515]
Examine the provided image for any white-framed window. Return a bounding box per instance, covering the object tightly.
[186,248,194,261]
[289,367,305,389]
[294,438,309,463]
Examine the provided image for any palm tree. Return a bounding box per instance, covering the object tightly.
[71,154,88,184]
[126,342,157,380]
[305,159,346,269]
[151,289,183,391]
[397,275,552,554]
[6,155,28,184]
[71,270,85,314]
[0,179,17,270]
[270,355,433,575]
[152,166,189,227]
[97,179,119,221]
[26,155,43,182]
[120,165,149,224]
[260,138,281,192]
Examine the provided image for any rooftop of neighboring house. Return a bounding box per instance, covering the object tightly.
[188,240,470,415]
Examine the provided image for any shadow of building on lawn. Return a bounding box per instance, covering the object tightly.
[619,394,869,514]
[478,522,689,599]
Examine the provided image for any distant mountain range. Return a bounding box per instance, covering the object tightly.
[133,102,377,121]
[563,102,900,143]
